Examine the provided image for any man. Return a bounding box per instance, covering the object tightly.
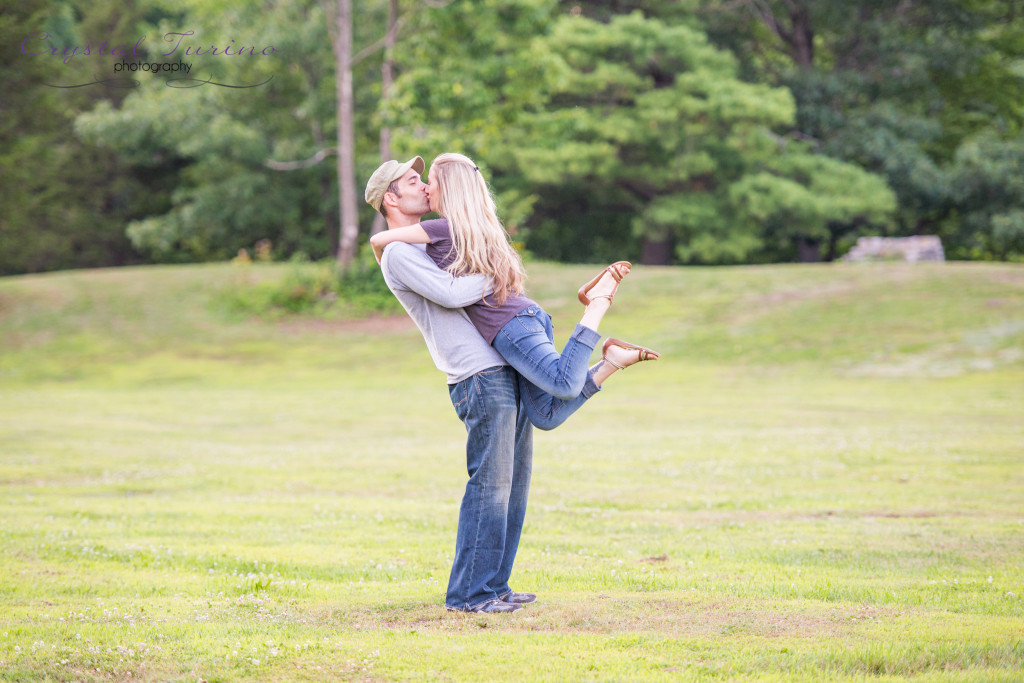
[364,157,536,614]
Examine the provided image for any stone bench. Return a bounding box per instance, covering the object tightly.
[842,236,945,263]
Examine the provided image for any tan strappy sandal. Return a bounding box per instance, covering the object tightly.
[601,337,660,370]
[577,261,632,306]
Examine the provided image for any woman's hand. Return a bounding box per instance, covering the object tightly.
[370,233,386,264]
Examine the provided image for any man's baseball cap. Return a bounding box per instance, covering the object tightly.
[364,156,425,212]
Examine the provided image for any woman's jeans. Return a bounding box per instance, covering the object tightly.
[493,305,602,431]
[446,366,533,610]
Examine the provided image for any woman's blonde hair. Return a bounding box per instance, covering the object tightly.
[430,153,525,304]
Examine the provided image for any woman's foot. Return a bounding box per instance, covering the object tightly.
[601,337,660,370]
[578,261,631,306]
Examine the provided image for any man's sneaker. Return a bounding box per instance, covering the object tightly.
[499,591,537,604]
[446,599,522,614]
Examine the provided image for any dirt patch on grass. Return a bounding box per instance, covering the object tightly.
[512,595,863,637]
[675,507,987,526]
[750,282,855,309]
[861,510,942,519]
[387,593,906,640]
[0,289,13,317]
[988,268,1024,289]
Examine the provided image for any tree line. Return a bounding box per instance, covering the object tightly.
[2,0,1022,276]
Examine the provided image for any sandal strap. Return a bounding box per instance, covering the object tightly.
[602,337,660,369]
[602,355,627,370]
[579,261,631,306]
[586,265,625,304]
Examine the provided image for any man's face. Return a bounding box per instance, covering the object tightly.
[387,168,429,217]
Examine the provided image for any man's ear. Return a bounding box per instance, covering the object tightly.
[381,191,398,213]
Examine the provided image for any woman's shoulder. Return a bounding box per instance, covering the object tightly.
[419,217,450,243]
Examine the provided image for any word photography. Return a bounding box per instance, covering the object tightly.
[114,60,192,75]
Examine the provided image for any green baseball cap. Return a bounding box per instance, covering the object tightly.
[364,156,425,212]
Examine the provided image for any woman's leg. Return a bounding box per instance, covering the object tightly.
[494,306,609,431]
[491,264,635,430]
[501,336,660,432]
[493,306,598,402]
[577,262,629,333]
[514,364,602,431]
[590,340,660,386]
[518,343,660,431]
[491,264,628,400]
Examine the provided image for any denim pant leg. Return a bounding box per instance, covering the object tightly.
[445,366,522,610]
[489,397,533,598]
[518,369,601,431]
[493,306,603,431]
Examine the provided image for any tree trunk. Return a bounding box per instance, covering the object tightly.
[824,224,841,262]
[745,0,815,68]
[796,236,821,262]
[334,0,359,269]
[371,0,399,237]
[323,172,338,258]
[788,4,814,68]
[642,235,673,265]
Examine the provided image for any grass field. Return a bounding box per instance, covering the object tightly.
[1,259,1022,681]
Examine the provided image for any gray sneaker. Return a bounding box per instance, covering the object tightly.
[447,599,522,614]
[499,591,537,604]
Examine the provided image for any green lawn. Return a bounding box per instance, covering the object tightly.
[1,260,1022,681]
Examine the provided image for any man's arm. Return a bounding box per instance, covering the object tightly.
[380,242,492,308]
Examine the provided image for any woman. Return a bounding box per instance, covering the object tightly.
[370,152,658,429]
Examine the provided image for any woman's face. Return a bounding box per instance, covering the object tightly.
[426,169,441,214]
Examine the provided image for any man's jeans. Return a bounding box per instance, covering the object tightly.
[493,305,601,431]
[446,366,533,610]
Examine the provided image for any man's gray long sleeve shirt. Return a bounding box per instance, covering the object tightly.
[380,242,506,384]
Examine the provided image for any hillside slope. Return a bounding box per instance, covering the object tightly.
[1,261,1021,386]
[2,262,1022,681]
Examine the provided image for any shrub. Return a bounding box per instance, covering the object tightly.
[221,251,402,320]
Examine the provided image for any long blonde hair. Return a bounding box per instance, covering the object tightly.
[430,153,526,303]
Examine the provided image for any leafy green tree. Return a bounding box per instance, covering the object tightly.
[701,0,1024,260]
[74,0,398,264]
[946,133,1024,260]
[507,11,894,263]
[384,0,557,229]
[386,4,893,263]
[0,0,154,275]
[729,151,895,262]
